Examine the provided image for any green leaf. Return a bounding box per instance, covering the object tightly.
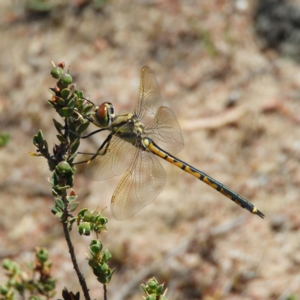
[53,119,64,133]
[77,120,90,134]
[68,151,77,164]
[68,217,77,231]
[56,134,67,143]
[67,97,75,109]
[70,139,80,154]
[61,107,74,118]
[55,211,63,218]
[33,134,39,146]
[57,97,65,106]
[43,139,49,152]
[61,88,71,99]
[82,104,94,114]
[55,198,64,210]
[69,201,79,212]
[78,91,84,98]
[47,99,55,107]
[56,185,71,191]
[67,195,77,203]
[50,206,61,215]
[37,130,44,146]
[51,189,58,197]
[77,97,83,112]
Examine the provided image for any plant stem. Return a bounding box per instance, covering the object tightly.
[103,284,107,300]
[62,192,91,300]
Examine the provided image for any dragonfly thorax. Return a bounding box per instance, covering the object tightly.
[111,113,146,149]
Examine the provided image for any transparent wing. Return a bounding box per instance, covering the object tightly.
[146,106,184,154]
[111,150,166,220]
[85,135,136,181]
[134,66,163,125]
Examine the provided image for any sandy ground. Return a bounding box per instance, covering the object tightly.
[1,1,300,299]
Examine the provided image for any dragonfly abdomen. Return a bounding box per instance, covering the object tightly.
[143,137,264,218]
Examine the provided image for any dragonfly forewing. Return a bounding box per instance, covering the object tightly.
[85,135,136,181]
[134,66,163,125]
[111,149,166,220]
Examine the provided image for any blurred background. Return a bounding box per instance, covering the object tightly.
[1,0,300,299]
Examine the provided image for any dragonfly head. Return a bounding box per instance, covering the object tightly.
[93,102,115,128]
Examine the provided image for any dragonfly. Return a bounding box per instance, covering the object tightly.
[80,66,264,221]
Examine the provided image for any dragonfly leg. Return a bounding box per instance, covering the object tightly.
[73,133,113,165]
[75,127,109,139]
[89,133,113,162]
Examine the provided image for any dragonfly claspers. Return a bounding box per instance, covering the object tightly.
[80,66,264,221]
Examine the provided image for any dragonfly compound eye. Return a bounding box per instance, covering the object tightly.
[96,102,114,127]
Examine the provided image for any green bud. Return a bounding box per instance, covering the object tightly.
[59,73,73,87]
[0,284,9,295]
[90,240,103,251]
[105,268,115,283]
[56,161,74,175]
[83,210,93,222]
[102,250,112,261]
[36,248,48,263]
[78,222,91,235]
[88,259,96,268]
[44,278,56,291]
[156,284,164,295]
[90,244,102,255]
[2,259,12,270]
[99,217,108,225]
[148,279,158,290]
[96,273,107,284]
[51,67,64,79]
[101,263,108,272]
[78,208,89,218]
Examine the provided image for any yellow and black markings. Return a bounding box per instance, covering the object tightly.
[143,137,264,219]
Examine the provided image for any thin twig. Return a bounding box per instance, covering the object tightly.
[103,284,107,300]
[61,192,91,300]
